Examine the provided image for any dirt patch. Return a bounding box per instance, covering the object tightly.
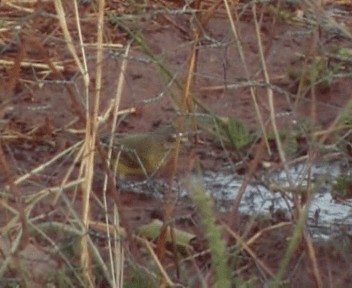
[1,0,352,286]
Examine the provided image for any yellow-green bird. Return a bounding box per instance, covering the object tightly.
[101,125,180,177]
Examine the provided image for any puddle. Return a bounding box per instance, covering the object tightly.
[119,160,352,241]
[203,161,352,241]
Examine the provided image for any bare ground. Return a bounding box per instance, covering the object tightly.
[1,0,352,287]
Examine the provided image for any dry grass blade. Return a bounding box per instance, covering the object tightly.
[223,0,270,155]
[54,0,94,284]
[143,238,175,287]
[303,230,323,288]
[101,42,130,288]
[251,3,295,188]
[0,59,65,72]
[13,140,83,186]
[53,0,88,86]
[223,222,275,278]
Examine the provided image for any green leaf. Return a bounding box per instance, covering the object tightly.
[137,219,195,251]
[283,133,298,157]
[221,117,250,150]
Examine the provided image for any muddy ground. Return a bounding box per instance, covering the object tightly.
[1,0,352,287]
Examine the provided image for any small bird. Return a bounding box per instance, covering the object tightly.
[101,125,180,178]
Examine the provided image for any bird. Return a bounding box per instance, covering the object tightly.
[100,125,181,178]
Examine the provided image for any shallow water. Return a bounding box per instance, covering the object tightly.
[120,159,352,240]
[203,161,352,240]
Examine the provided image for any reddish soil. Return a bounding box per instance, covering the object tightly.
[1,0,352,287]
